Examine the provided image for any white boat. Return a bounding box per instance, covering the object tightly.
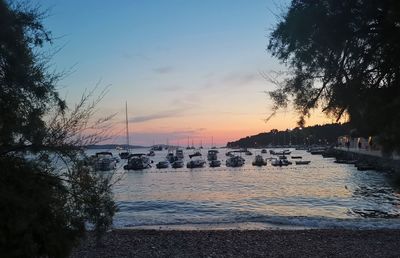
[252,155,267,166]
[124,154,151,170]
[270,149,291,155]
[93,152,117,171]
[271,158,292,166]
[171,160,184,168]
[189,151,202,159]
[187,158,206,168]
[226,155,245,167]
[156,160,169,169]
[207,150,219,161]
[176,149,184,160]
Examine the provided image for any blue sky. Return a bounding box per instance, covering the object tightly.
[39,0,330,146]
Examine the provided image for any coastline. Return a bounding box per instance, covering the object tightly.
[118,222,313,231]
[71,228,400,257]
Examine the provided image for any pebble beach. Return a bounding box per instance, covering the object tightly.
[71,229,400,257]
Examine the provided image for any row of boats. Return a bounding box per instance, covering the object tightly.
[90,148,311,171]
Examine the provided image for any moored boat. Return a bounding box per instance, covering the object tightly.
[271,158,292,166]
[295,160,311,165]
[171,160,184,168]
[176,149,184,160]
[226,155,245,167]
[335,159,357,164]
[93,152,117,171]
[252,155,267,166]
[186,158,206,168]
[124,154,151,170]
[156,160,169,169]
[189,151,202,159]
[207,150,219,161]
[209,160,221,167]
[147,150,155,156]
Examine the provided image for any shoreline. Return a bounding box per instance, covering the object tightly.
[118,222,313,231]
[72,228,400,257]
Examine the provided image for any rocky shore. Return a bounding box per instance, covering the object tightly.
[71,229,400,257]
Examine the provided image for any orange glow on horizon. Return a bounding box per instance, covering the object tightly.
[103,108,334,146]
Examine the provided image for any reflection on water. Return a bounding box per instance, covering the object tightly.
[88,148,400,229]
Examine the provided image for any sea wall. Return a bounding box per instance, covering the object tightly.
[332,148,400,173]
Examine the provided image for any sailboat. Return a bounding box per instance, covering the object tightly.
[211,136,217,149]
[119,102,130,159]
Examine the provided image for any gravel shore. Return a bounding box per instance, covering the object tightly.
[71,229,400,257]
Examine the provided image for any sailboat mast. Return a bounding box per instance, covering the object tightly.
[125,101,130,151]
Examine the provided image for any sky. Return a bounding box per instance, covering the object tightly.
[40,0,333,146]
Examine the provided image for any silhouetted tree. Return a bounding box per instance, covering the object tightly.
[267,0,400,153]
[0,1,116,257]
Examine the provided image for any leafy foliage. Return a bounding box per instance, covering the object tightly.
[267,0,400,152]
[0,1,116,257]
[227,123,350,148]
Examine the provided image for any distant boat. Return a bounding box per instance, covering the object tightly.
[209,160,221,167]
[261,149,267,154]
[156,160,169,169]
[271,158,292,166]
[187,159,206,168]
[150,145,163,151]
[295,160,311,165]
[291,156,302,159]
[93,152,117,171]
[147,150,155,156]
[270,149,291,155]
[207,150,219,161]
[335,159,357,164]
[176,149,184,160]
[171,160,184,168]
[252,155,267,166]
[189,151,202,159]
[226,155,245,167]
[124,154,151,170]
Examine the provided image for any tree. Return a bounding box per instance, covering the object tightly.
[0,1,116,257]
[267,0,400,152]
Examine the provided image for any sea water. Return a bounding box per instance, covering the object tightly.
[87,148,400,230]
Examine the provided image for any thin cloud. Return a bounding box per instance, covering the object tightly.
[153,66,173,74]
[223,72,260,86]
[121,52,151,61]
[129,108,184,123]
[159,85,182,91]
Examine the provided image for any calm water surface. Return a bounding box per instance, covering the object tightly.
[89,148,400,229]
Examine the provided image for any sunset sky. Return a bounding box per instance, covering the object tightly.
[42,0,333,146]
